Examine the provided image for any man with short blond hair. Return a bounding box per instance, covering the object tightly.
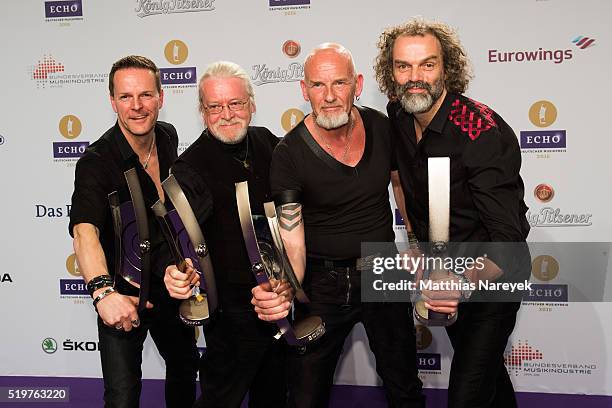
[70,55,198,407]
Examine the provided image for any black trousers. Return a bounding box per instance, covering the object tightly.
[97,290,199,408]
[195,305,287,408]
[288,262,425,408]
[445,301,521,408]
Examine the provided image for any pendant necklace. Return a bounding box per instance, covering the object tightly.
[322,113,354,162]
[142,136,155,170]
[234,135,250,170]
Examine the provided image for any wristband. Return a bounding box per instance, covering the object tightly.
[455,273,473,300]
[407,231,419,248]
[93,287,116,310]
[87,275,114,298]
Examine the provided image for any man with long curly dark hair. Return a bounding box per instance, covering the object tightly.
[375,18,531,408]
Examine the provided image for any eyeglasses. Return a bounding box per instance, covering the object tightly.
[204,100,249,114]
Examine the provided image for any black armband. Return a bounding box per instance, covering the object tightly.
[274,189,302,206]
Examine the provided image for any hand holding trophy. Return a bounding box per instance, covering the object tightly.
[413,158,461,326]
[153,200,211,326]
[236,181,325,345]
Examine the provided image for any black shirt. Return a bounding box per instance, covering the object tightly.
[388,93,530,277]
[271,106,395,260]
[69,121,177,284]
[171,127,278,307]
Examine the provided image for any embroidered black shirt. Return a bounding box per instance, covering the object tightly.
[388,93,530,279]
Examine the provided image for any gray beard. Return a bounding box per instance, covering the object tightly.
[400,92,434,114]
[396,79,444,114]
[209,126,247,144]
[315,111,349,130]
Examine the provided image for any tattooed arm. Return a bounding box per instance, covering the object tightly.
[252,142,304,321]
[277,202,306,283]
[251,202,304,322]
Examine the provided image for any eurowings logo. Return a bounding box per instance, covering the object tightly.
[572,36,596,49]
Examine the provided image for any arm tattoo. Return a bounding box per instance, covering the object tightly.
[279,203,303,231]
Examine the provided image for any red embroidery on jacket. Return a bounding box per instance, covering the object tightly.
[448,98,497,140]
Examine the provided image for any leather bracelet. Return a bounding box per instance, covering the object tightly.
[407,231,419,249]
[93,287,116,310]
[455,273,474,300]
[87,275,114,298]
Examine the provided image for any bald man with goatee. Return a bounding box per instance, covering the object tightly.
[251,43,425,408]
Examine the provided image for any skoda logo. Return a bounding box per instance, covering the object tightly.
[42,337,58,354]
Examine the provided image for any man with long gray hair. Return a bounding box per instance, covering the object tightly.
[375,18,530,408]
[163,61,288,407]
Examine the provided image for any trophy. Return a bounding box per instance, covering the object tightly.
[108,168,151,311]
[152,200,211,326]
[235,181,325,345]
[413,157,458,326]
[157,174,218,326]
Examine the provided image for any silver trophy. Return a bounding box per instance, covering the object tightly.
[108,168,152,311]
[235,181,325,345]
[156,174,218,326]
[413,157,458,326]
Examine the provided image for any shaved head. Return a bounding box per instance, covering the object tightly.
[300,42,363,130]
[304,43,356,80]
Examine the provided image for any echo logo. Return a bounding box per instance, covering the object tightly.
[281,108,305,132]
[59,115,82,139]
[164,40,189,65]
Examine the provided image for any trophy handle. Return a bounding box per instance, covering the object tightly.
[413,243,458,326]
[152,199,210,327]
[108,191,124,289]
[124,168,151,313]
[162,174,218,315]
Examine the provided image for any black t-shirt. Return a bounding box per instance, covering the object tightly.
[270,106,395,260]
[69,121,177,285]
[171,127,278,307]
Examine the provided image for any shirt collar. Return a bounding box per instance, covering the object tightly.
[426,92,454,135]
[391,91,455,136]
[111,121,170,165]
[110,121,139,163]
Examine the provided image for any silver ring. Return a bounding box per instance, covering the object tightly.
[115,324,123,330]
[131,319,140,327]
